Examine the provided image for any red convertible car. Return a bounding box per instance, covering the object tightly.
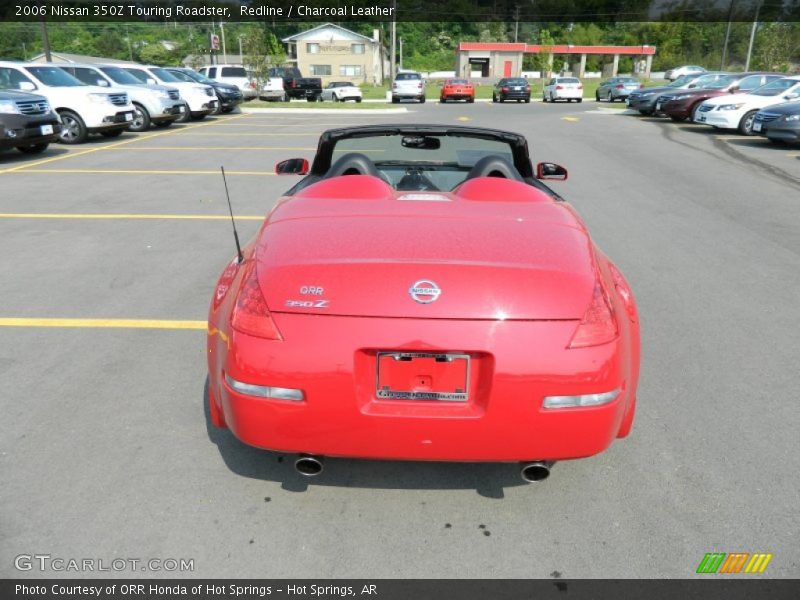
[207,125,640,482]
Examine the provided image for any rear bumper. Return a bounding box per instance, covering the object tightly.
[208,314,635,462]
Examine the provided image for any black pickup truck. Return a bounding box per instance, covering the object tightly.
[268,67,322,102]
[0,89,62,155]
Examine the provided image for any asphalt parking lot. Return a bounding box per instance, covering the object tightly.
[1,101,798,578]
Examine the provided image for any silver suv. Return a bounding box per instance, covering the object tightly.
[391,72,425,104]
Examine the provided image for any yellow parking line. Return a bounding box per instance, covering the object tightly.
[0,318,207,330]
[0,114,248,175]
[0,213,264,221]
[179,132,318,137]
[561,117,580,122]
[13,169,275,176]
[787,152,800,157]
[106,146,315,151]
[714,135,769,141]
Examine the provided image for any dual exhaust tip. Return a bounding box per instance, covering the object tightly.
[294,454,553,483]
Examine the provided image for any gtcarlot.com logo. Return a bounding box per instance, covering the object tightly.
[696,552,773,574]
[14,554,194,572]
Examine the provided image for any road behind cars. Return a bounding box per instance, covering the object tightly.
[0,104,798,578]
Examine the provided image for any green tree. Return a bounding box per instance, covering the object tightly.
[753,22,795,72]
[137,43,175,66]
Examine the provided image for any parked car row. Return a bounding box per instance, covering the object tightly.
[627,70,800,143]
[0,59,248,153]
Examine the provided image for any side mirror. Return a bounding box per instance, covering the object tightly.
[146,78,157,85]
[536,162,568,181]
[729,85,739,93]
[97,79,109,87]
[688,83,696,89]
[275,158,309,175]
[19,81,36,91]
[784,92,799,100]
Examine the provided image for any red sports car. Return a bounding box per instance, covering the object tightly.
[207,125,640,482]
[440,79,475,103]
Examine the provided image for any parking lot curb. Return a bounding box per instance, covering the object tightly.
[242,107,409,115]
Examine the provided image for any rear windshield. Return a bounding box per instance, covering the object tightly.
[557,78,580,83]
[448,79,469,85]
[27,66,85,87]
[221,67,247,77]
[396,73,421,81]
[616,77,638,84]
[328,82,354,88]
[503,78,527,85]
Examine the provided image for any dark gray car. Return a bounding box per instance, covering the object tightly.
[754,101,800,144]
[0,89,61,154]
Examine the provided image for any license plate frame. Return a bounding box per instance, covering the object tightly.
[124,112,133,121]
[40,124,53,135]
[376,352,470,402]
[753,122,762,132]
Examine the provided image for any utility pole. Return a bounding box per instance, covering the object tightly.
[39,15,51,62]
[514,5,520,43]
[22,42,27,61]
[220,21,227,64]
[390,0,397,82]
[720,0,735,70]
[125,24,133,62]
[744,1,761,72]
[399,38,403,71]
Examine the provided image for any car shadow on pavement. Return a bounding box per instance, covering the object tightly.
[203,379,523,498]
[0,145,71,164]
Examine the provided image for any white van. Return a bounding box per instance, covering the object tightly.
[0,61,135,144]
[198,65,257,99]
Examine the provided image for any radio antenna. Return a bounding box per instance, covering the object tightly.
[220,166,243,264]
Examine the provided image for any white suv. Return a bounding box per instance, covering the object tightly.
[0,61,135,144]
[198,65,257,99]
[121,65,217,120]
[391,72,426,103]
[694,76,800,135]
[61,64,185,132]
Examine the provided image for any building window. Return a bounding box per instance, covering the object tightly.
[352,44,365,55]
[310,65,331,76]
[339,65,363,77]
[307,43,320,54]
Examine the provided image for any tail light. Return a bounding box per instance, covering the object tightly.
[526,85,531,91]
[212,258,241,311]
[640,83,645,89]
[577,85,583,90]
[502,86,509,92]
[392,83,397,90]
[556,85,563,90]
[290,80,296,88]
[568,280,618,348]
[607,263,637,322]
[230,261,282,340]
[615,84,624,90]
[417,83,422,89]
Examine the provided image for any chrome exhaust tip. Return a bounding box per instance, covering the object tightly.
[294,454,324,477]
[520,461,553,483]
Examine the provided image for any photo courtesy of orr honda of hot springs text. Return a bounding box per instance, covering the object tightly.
[207,125,640,483]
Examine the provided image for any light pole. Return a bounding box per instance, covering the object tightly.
[744,1,762,72]
[399,38,403,71]
[390,0,397,82]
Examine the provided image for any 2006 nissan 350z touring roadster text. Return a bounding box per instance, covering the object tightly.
[207,125,640,482]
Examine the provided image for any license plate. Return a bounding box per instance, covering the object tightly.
[656,102,662,110]
[376,352,469,402]
[40,124,53,135]
[514,86,521,90]
[124,113,133,121]
[753,122,762,132]
[178,105,185,113]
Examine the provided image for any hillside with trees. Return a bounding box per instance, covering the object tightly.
[0,20,797,75]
